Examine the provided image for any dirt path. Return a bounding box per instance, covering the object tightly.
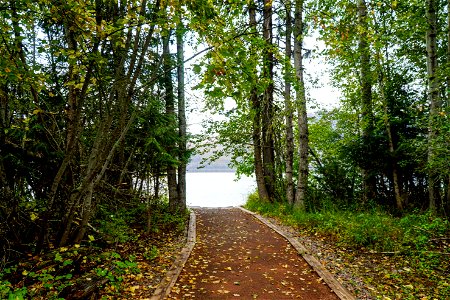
[167,208,341,299]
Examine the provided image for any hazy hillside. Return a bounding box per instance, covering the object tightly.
[187,153,235,172]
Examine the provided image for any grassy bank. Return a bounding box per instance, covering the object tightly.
[245,193,450,299]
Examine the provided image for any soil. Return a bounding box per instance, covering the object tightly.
[168,208,340,299]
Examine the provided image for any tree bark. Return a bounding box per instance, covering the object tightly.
[426,0,440,213]
[73,112,136,244]
[163,32,179,211]
[284,0,295,205]
[293,0,308,209]
[61,0,161,244]
[446,0,450,216]
[249,1,270,202]
[177,15,187,212]
[378,63,405,211]
[262,0,276,202]
[358,0,376,203]
[446,177,450,216]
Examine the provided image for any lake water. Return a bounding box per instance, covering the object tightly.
[186,172,256,207]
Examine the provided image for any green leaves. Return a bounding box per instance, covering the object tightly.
[193,63,202,74]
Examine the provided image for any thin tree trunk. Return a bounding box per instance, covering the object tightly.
[447,0,450,107]
[284,0,295,205]
[358,0,376,203]
[177,16,187,212]
[60,117,112,246]
[262,0,276,201]
[249,1,270,202]
[293,0,308,209]
[373,9,405,211]
[163,32,179,211]
[445,0,450,216]
[426,0,440,213]
[446,177,450,216]
[447,9,450,218]
[154,171,160,199]
[73,112,136,244]
[377,62,405,211]
[388,131,404,210]
[251,92,270,202]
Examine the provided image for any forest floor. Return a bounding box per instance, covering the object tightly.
[0,217,188,300]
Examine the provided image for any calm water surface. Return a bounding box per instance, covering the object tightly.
[186,172,255,207]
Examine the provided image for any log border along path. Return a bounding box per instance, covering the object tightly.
[151,207,355,300]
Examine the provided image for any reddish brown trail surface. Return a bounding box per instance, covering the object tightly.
[168,208,339,299]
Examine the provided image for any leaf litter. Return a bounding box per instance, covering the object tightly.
[168,208,338,299]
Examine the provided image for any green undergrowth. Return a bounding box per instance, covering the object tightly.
[245,192,449,252]
[244,192,450,298]
[0,199,188,300]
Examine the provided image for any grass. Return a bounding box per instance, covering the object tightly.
[244,192,449,252]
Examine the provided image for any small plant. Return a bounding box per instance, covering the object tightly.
[0,281,27,300]
[143,246,159,261]
[98,215,135,243]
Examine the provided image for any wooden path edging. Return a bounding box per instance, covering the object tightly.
[150,211,196,300]
[239,207,356,300]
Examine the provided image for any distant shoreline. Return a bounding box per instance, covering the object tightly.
[186,169,236,173]
[187,152,235,173]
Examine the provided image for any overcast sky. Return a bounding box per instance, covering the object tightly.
[182,33,340,135]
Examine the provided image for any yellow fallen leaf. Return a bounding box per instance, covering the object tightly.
[225,267,232,271]
[129,285,140,293]
[404,284,413,289]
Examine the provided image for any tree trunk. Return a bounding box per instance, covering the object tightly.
[163,32,179,211]
[426,0,440,213]
[378,64,405,211]
[293,0,308,209]
[446,0,450,216]
[249,1,270,202]
[358,0,376,203]
[262,0,276,202]
[177,16,187,212]
[252,92,270,202]
[284,0,295,205]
